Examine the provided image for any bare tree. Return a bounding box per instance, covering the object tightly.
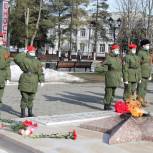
[116,0,140,43]
[139,0,153,39]
[30,0,43,45]
[25,8,29,48]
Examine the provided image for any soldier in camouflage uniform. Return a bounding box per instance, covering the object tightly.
[123,43,141,100]
[14,45,44,117]
[0,32,11,110]
[103,44,122,110]
[137,39,152,106]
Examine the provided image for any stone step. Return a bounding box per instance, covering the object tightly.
[18,111,117,126]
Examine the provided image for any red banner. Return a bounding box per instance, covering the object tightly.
[2,0,9,45]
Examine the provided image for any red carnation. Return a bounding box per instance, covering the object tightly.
[22,120,33,127]
[0,123,6,129]
[33,123,38,128]
[72,130,77,140]
[115,100,130,114]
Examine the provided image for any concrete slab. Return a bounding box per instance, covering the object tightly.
[16,111,116,126]
[80,114,153,144]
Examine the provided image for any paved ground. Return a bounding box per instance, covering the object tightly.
[1,82,153,119]
[1,124,153,153]
[1,81,153,153]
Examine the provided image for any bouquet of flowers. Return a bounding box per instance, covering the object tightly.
[17,120,38,136]
[0,118,78,140]
[115,97,144,118]
[126,97,144,117]
[115,100,129,114]
[0,119,38,136]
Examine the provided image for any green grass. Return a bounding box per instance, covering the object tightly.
[71,72,105,83]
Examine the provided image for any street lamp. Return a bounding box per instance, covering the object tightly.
[108,17,122,43]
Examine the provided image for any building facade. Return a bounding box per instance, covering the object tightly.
[47,23,119,58]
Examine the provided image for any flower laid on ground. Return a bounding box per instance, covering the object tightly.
[17,120,38,136]
[0,123,6,129]
[126,97,144,117]
[115,97,145,118]
[0,118,78,140]
[32,129,78,140]
[115,100,129,114]
[0,118,38,136]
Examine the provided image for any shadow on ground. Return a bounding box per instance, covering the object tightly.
[1,104,20,117]
[87,91,123,101]
[43,92,103,111]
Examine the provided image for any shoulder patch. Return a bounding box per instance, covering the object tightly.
[4,52,10,60]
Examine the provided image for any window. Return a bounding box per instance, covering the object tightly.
[99,44,105,53]
[80,43,85,52]
[80,28,86,37]
[108,44,113,52]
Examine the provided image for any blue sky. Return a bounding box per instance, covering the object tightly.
[107,0,118,12]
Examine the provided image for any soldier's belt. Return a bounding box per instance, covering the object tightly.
[24,72,37,75]
[129,67,138,69]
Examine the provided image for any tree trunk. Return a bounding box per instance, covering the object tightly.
[93,0,99,59]
[30,0,43,45]
[69,0,74,60]
[25,8,29,48]
[88,23,91,58]
[75,2,78,53]
[146,0,153,39]
[58,12,61,52]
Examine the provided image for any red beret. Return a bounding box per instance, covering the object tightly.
[111,44,120,50]
[0,32,3,37]
[129,43,137,49]
[27,45,36,52]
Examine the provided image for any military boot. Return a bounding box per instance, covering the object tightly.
[21,108,25,118]
[104,104,112,110]
[28,108,34,117]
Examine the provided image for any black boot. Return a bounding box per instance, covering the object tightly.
[28,108,34,117]
[21,108,25,118]
[104,104,112,110]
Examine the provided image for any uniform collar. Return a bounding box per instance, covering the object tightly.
[26,53,36,59]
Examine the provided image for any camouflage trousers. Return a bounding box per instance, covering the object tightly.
[20,92,35,109]
[104,87,116,105]
[137,78,148,101]
[123,82,137,100]
[0,87,4,107]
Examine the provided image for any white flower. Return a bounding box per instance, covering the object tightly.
[18,129,25,135]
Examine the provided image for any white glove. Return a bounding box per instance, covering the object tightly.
[24,48,28,53]
[6,80,10,85]
[40,83,44,87]
[139,80,141,83]
[124,81,128,84]
[121,78,123,82]
[148,76,152,81]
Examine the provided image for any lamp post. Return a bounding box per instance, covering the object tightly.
[108,17,121,43]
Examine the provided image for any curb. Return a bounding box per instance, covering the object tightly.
[0,133,43,153]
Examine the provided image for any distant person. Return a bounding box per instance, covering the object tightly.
[102,44,122,110]
[77,50,82,61]
[14,45,44,117]
[0,32,11,110]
